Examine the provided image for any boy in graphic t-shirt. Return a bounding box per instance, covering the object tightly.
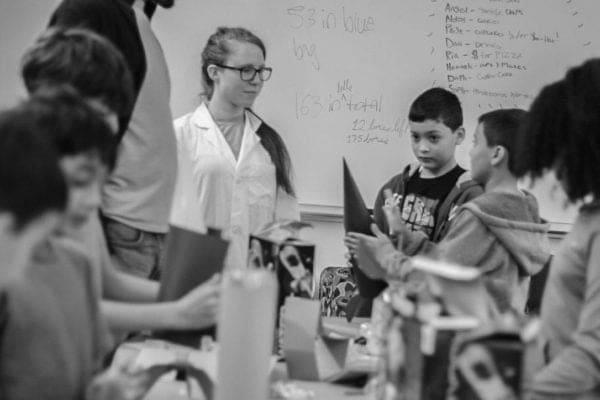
[390,165,466,238]
[345,87,482,314]
[373,88,482,242]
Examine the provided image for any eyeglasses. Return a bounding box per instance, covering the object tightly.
[216,64,273,81]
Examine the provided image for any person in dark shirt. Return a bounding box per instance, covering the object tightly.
[345,88,482,316]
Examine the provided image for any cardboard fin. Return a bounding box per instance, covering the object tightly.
[343,158,388,300]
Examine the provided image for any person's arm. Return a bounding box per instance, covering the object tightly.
[101,275,220,332]
[350,213,498,322]
[526,234,600,399]
[433,210,494,267]
[102,301,182,332]
[352,227,433,281]
[389,211,499,321]
[377,186,430,257]
[102,262,158,303]
[354,210,491,279]
[347,186,433,280]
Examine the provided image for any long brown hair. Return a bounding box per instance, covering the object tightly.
[202,27,295,196]
[249,110,295,196]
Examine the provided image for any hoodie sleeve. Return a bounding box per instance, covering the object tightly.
[399,209,493,268]
[432,176,483,242]
[527,234,600,398]
[383,210,492,283]
[434,209,496,268]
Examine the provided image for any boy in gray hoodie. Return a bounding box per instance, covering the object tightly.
[348,109,550,314]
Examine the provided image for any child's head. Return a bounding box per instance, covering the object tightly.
[201,26,268,105]
[513,58,600,202]
[0,104,67,279]
[23,87,116,234]
[470,109,527,185]
[21,27,134,134]
[408,88,465,176]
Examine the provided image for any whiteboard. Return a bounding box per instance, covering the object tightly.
[0,0,593,227]
[152,0,595,227]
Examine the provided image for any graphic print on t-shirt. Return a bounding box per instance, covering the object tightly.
[401,193,439,237]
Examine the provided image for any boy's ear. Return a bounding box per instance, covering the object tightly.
[454,126,465,145]
[490,145,507,167]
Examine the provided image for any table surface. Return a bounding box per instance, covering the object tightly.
[144,362,372,400]
[128,316,375,400]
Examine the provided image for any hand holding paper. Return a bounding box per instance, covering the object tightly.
[351,223,398,280]
[174,274,221,329]
[86,353,175,400]
[155,224,228,346]
[382,188,409,238]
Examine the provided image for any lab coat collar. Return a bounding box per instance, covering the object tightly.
[191,102,216,130]
[191,103,227,160]
[191,103,263,169]
[236,109,262,167]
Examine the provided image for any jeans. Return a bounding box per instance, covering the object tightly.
[101,216,166,281]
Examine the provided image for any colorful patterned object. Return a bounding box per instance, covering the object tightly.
[318,267,359,317]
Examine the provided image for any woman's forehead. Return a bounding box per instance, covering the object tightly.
[225,40,265,65]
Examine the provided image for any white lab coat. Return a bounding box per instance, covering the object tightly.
[170,103,299,270]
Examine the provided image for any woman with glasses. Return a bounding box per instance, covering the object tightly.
[170,26,299,271]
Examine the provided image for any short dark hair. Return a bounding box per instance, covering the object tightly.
[409,87,463,131]
[25,86,117,170]
[513,58,600,202]
[478,109,528,175]
[21,27,134,135]
[0,107,67,231]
